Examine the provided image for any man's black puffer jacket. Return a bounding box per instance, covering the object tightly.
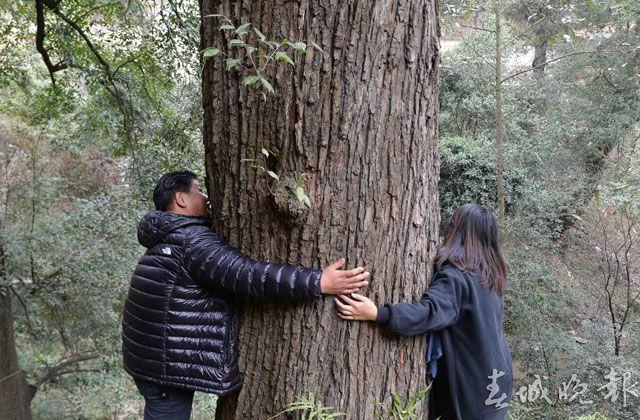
[122,211,322,395]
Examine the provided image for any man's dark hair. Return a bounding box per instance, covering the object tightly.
[153,170,198,211]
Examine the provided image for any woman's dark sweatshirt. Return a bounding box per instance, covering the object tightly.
[376,263,513,420]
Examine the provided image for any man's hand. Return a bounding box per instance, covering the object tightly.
[334,293,378,321]
[320,258,370,295]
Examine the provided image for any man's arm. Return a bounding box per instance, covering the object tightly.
[184,229,369,299]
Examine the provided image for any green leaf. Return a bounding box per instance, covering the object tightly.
[295,186,305,202]
[229,39,245,47]
[236,23,251,35]
[202,48,221,58]
[259,77,274,94]
[219,24,235,31]
[275,51,294,66]
[296,186,313,208]
[245,46,256,55]
[225,58,238,70]
[253,28,267,42]
[261,148,269,157]
[311,41,324,53]
[243,75,260,85]
[266,171,279,181]
[203,13,223,18]
[291,42,307,52]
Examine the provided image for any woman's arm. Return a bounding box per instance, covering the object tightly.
[335,272,465,336]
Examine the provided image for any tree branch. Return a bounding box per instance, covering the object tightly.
[44,4,114,80]
[34,0,68,85]
[459,23,495,33]
[32,353,100,391]
[36,0,135,141]
[501,48,629,84]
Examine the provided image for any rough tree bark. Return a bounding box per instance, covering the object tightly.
[0,242,33,420]
[201,1,441,417]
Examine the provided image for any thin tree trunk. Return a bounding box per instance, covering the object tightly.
[0,242,33,420]
[201,0,441,418]
[494,3,506,230]
[532,41,547,80]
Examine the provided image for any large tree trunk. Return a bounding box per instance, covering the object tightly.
[0,243,32,420]
[201,1,441,417]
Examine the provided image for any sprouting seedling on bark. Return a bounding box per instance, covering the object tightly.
[201,13,323,102]
[203,13,321,209]
[242,149,312,209]
[241,147,280,185]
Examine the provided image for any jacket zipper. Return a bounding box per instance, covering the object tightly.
[223,310,233,371]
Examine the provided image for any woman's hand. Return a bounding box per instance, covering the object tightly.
[334,293,378,321]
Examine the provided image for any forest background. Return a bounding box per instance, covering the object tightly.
[0,0,638,418]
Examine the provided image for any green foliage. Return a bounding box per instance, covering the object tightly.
[373,386,431,420]
[268,393,346,420]
[440,1,640,418]
[0,1,205,417]
[439,135,525,222]
[242,148,313,208]
[574,413,610,420]
[202,14,322,99]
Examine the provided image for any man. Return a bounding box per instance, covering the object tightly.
[122,170,369,419]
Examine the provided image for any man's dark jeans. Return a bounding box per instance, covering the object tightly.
[135,379,194,420]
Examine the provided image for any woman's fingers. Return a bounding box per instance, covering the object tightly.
[334,298,351,311]
[350,293,366,301]
[337,306,353,316]
[341,294,358,305]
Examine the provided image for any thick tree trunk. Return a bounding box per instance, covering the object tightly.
[201,1,441,418]
[0,243,32,420]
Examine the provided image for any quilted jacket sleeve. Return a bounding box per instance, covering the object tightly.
[375,271,467,336]
[184,228,322,300]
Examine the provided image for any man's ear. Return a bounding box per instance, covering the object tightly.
[174,191,188,209]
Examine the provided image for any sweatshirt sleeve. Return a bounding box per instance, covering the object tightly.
[184,228,322,300]
[376,271,465,336]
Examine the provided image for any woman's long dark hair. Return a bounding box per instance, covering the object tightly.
[433,204,507,295]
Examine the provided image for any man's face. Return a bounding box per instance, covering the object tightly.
[177,180,210,217]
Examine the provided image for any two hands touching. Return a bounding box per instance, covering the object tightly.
[320,258,378,322]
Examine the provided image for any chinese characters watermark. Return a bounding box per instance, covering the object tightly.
[509,367,638,408]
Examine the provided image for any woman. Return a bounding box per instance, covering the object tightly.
[335,204,513,420]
